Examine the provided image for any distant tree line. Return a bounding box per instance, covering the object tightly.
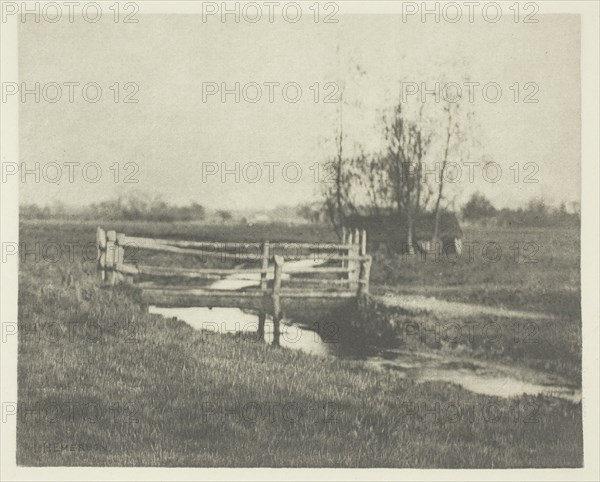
[297,193,580,229]
[461,193,580,228]
[20,194,206,223]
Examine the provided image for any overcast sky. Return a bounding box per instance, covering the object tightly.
[18,14,580,211]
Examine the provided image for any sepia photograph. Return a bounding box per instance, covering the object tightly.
[1,1,599,480]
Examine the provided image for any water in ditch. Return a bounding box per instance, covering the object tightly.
[148,304,581,404]
[149,305,331,357]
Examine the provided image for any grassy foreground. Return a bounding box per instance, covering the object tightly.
[16,221,582,467]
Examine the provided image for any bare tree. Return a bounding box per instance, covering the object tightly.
[431,101,462,245]
[323,46,366,239]
[361,152,389,216]
[382,102,431,253]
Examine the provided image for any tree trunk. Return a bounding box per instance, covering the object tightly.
[333,90,345,239]
[432,106,453,245]
[406,207,415,255]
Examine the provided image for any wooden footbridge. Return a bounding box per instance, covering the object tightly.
[96,227,372,345]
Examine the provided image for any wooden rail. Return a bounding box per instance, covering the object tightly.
[96,227,371,346]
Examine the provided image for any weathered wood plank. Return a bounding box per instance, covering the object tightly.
[124,238,243,260]
[126,236,261,250]
[281,290,355,298]
[295,254,369,262]
[105,230,117,285]
[118,263,259,279]
[141,289,267,310]
[118,262,358,279]
[257,311,266,341]
[115,263,139,276]
[358,255,372,296]
[96,226,106,249]
[280,267,350,274]
[139,265,263,276]
[116,233,129,283]
[270,242,352,251]
[135,281,259,290]
[132,265,259,280]
[96,227,106,282]
[126,235,352,252]
[272,255,284,347]
[361,229,367,256]
[140,286,355,298]
[285,279,352,287]
[98,252,106,282]
[260,241,269,291]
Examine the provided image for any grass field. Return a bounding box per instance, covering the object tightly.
[370,224,580,318]
[16,220,582,467]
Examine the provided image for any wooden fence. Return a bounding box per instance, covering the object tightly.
[96,226,372,346]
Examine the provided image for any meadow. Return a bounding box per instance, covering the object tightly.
[16,220,582,466]
[370,225,580,318]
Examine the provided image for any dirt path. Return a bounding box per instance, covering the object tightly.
[373,294,555,320]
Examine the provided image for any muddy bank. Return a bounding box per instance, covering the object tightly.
[356,294,581,383]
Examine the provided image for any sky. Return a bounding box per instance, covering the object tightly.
[18,13,580,211]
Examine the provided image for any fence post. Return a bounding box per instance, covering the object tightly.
[340,227,347,272]
[260,241,269,291]
[116,233,131,284]
[257,312,266,342]
[105,230,117,285]
[348,244,360,291]
[96,227,106,282]
[346,229,354,285]
[258,241,270,343]
[361,229,367,257]
[272,255,284,347]
[358,255,372,296]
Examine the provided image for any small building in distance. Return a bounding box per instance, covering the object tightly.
[246,213,271,225]
[344,211,463,256]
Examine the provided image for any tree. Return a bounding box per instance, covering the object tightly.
[189,202,206,221]
[296,203,321,223]
[461,192,496,221]
[320,68,474,248]
[431,102,454,244]
[381,102,431,253]
[322,46,368,239]
[216,210,232,222]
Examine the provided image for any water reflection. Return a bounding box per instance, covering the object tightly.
[149,306,331,356]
